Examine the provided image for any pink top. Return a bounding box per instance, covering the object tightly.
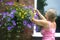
[41,21,56,40]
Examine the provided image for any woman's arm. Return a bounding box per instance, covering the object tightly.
[31,18,48,27]
[36,10,46,20]
[30,9,48,27]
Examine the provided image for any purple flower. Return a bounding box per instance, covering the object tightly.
[12,20,16,26]
[30,23,34,27]
[28,5,34,10]
[5,2,14,5]
[27,24,31,28]
[2,12,9,18]
[8,10,16,18]
[11,10,16,14]
[7,26,12,31]
[7,18,11,21]
[2,12,9,15]
[24,6,28,9]
[23,20,27,26]
[36,12,39,16]
[7,25,14,31]
[34,15,38,19]
[24,5,34,10]
[7,27,12,31]
[34,11,39,19]
[8,14,14,18]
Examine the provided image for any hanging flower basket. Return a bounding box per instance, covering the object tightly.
[0,2,35,40]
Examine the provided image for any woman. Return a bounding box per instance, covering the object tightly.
[30,9,57,40]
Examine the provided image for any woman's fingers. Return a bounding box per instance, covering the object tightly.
[33,9,37,13]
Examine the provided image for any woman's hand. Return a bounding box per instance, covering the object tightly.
[36,9,46,20]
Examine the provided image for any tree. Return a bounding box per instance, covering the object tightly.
[37,0,47,14]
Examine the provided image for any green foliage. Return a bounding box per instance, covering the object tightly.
[0,2,33,40]
[37,0,47,14]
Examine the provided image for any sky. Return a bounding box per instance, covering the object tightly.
[44,0,60,16]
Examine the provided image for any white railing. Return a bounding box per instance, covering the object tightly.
[32,32,60,37]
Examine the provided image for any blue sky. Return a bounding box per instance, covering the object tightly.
[44,0,60,16]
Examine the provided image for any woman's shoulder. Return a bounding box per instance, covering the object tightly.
[43,21,56,29]
[48,21,56,26]
[48,21,56,29]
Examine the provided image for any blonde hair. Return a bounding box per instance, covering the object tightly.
[46,8,57,22]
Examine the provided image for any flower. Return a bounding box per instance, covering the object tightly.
[8,14,14,18]
[26,22,34,29]
[7,17,11,21]
[2,12,9,18]
[7,27,12,31]
[0,3,34,32]
[34,14,38,19]
[23,20,27,26]
[24,6,28,9]
[27,24,31,28]
[5,2,14,5]
[8,10,16,18]
[12,20,16,26]
[36,12,39,16]
[11,10,16,14]
[28,5,34,9]
[7,25,12,31]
